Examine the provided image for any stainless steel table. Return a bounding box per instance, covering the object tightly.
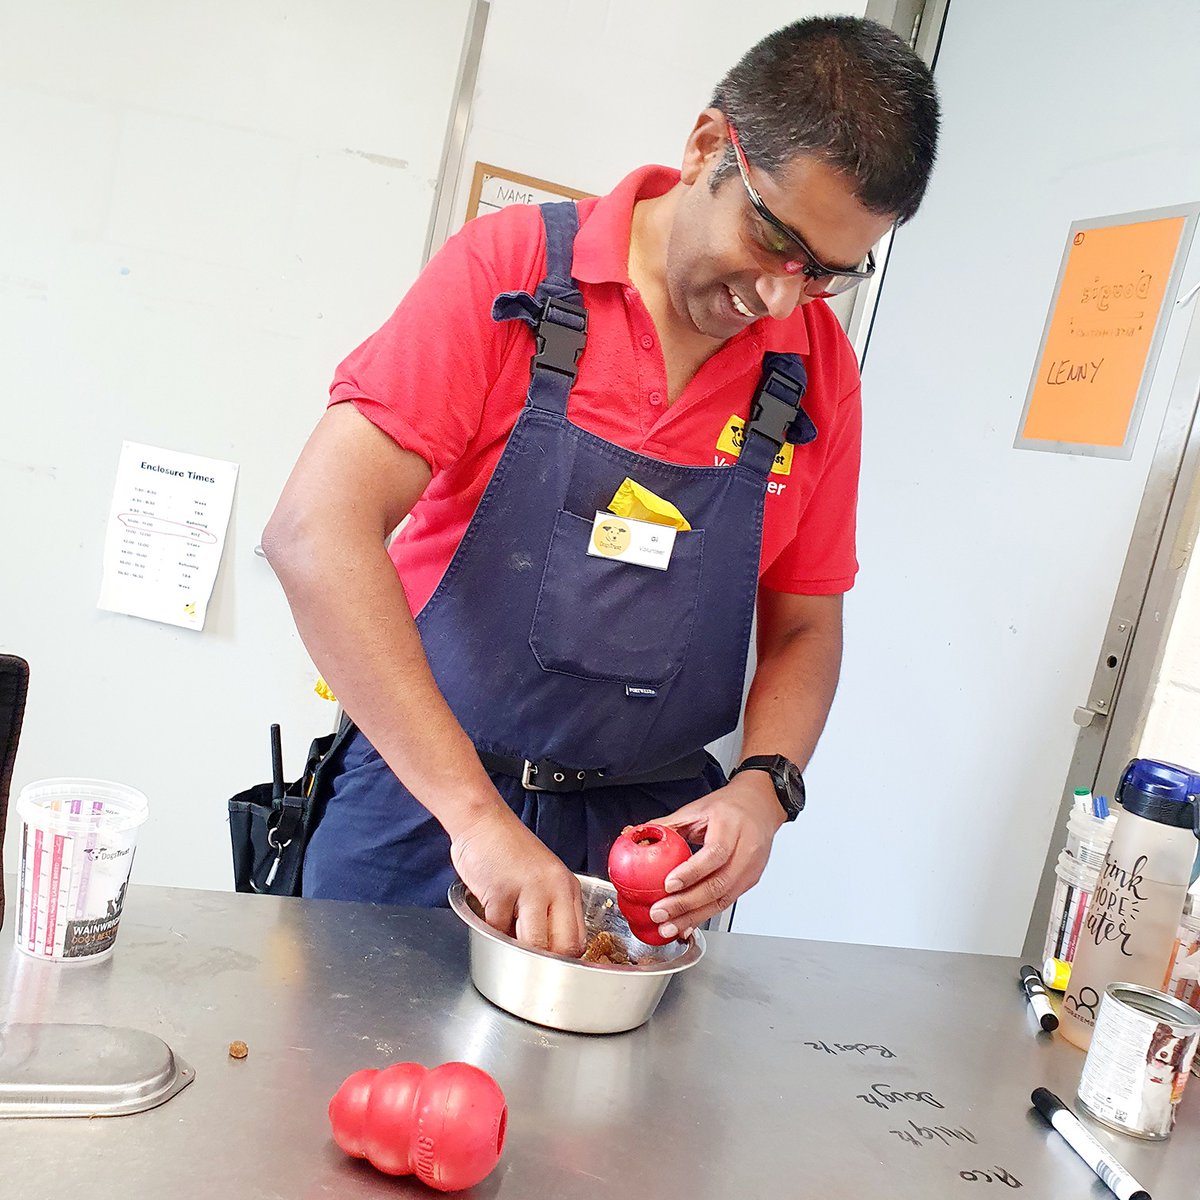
[2,883,1198,1199]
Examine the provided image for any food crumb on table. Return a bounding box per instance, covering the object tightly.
[228,1040,249,1059]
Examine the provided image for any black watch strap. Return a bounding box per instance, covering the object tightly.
[729,754,805,821]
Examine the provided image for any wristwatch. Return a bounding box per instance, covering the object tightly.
[729,754,806,821]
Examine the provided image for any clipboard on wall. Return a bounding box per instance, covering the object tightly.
[1016,203,1199,458]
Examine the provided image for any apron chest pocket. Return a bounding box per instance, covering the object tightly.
[529,509,704,687]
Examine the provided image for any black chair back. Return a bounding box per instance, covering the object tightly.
[0,655,30,927]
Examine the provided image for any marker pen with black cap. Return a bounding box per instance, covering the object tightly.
[1031,1088,1151,1200]
[1020,964,1059,1031]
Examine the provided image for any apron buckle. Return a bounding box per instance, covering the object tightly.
[531,298,588,382]
[748,370,804,447]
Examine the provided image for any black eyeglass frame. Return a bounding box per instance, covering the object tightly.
[725,120,878,294]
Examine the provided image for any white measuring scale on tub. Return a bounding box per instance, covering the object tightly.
[14,778,149,962]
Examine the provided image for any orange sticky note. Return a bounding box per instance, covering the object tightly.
[1021,215,1188,448]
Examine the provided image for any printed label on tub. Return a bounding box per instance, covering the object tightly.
[63,878,130,957]
[17,827,135,960]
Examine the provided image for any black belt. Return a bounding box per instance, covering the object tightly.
[477,748,710,793]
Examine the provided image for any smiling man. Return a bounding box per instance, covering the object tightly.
[263,17,940,953]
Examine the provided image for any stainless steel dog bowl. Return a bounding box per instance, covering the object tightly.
[449,874,705,1034]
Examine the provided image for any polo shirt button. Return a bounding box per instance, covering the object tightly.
[649,391,662,406]
[640,334,654,350]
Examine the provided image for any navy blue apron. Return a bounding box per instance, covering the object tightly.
[302,202,814,906]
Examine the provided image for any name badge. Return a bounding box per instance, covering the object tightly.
[587,511,676,571]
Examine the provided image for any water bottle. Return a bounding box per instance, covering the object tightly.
[1060,759,1200,1050]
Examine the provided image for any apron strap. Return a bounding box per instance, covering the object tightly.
[491,201,588,417]
[737,351,817,478]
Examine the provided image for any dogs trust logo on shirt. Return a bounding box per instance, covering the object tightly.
[715,415,793,476]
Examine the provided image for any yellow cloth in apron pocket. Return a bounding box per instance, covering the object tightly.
[607,478,691,531]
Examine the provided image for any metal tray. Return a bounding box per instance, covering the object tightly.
[0,1023,194,1118]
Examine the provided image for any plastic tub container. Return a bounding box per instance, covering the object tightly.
[1164,910,1200,1014]
[1065,806,1118,869]
[14,778,148,963]
[1042,850,1101,971]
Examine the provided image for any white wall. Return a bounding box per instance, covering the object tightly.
[0,1,474,890]
[1141,510,1200,768]
[446,0,868,227]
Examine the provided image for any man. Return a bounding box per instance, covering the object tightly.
[263,17,939,955]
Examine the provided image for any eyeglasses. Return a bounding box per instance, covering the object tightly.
[726,120,877,296]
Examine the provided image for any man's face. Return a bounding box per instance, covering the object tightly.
[665,111,897,340]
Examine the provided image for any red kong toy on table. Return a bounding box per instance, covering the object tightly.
[608,823,693,945]
[329,1061,507,1192]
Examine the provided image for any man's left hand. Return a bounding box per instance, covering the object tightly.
[648,770,786,940]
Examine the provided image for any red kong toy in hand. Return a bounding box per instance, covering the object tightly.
[608,823,693,945]
[328,1061,507,1192]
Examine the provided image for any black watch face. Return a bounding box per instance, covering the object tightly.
[780,759,805,810]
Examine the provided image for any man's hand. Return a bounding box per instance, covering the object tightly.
[648,771,786,939]
[450,807,586,957]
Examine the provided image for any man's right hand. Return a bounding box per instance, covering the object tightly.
[450,807,586,957]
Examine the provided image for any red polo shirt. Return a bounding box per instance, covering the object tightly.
[330,166,862,615]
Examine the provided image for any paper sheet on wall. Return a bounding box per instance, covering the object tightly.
[97,441,239,631]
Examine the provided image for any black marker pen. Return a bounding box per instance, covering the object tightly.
[1031,1088,1150,1200]
[1020,964,1059,1031]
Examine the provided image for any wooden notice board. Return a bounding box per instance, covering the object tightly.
[464,162,592,223]
[1016,205,1198,457]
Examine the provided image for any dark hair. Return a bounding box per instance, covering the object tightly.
[710,16,940,224]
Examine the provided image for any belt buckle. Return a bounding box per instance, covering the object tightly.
[521,759,591,792]
[521,760,548,792]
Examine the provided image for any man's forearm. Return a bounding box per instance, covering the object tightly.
[264,528,504,839]
[738,604,843,770]
[645,600,843,936]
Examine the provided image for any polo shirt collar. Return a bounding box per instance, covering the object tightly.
[573,165,679,286]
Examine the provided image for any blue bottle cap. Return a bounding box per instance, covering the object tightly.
[1117,758,1200,831]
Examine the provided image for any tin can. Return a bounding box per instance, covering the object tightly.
[1077,982,1200,1139]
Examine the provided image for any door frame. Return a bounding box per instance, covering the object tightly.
[844,0,951,362]
[423,0,491,263]
[1022,292,1200,957]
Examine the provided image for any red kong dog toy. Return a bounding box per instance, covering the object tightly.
[608,823,692,945]
[328,1061,507,1192]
